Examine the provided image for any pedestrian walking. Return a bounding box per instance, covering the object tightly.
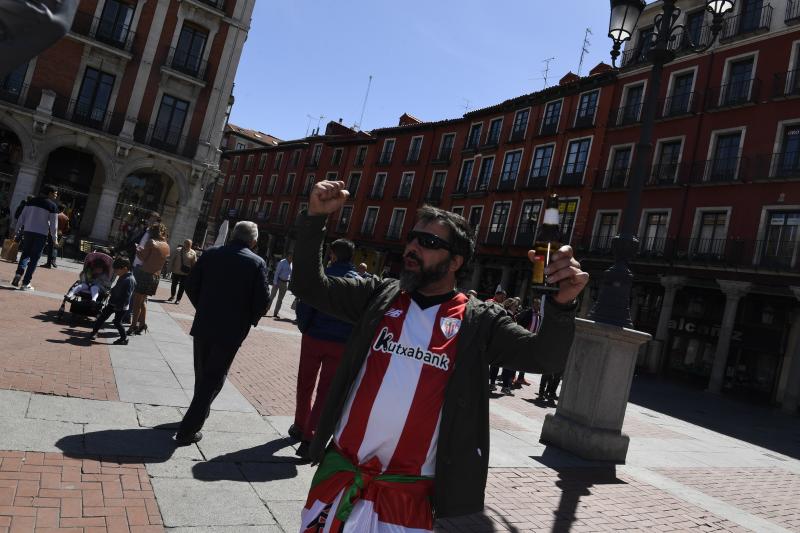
[290,239,360,460]
[166,239,197,304]
[43,204,69,268]
[489,298,522,395]
[11,186,58,291]
[356,262,372,279]
[267,253,292,318]
[88,257,136,345]
[175,221,270,445]
[129,223,170,335]
[512,298,542,388]
[291,180,587,531]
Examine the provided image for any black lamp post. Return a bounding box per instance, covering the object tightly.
[588,0,735,328]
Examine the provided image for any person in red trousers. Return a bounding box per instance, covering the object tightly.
[289,238,359,460]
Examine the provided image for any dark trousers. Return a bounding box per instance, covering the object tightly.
[44,235,58,266]
[179,337,241,436]
[489,366,515,388]
[539,373,563,398]
[294,335,345,441]
[15,231,47,285]
[170,273,186,301]
[92,305,126,340]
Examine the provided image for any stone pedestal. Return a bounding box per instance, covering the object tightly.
[540,318,651,462]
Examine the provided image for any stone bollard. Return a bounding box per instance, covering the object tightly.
[540,318,651,463]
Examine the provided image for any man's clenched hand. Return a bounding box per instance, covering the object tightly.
[308,180,350,216]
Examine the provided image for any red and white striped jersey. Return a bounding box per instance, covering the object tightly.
[333,291,468,477]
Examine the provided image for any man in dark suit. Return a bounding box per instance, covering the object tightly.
[176,221,270,445]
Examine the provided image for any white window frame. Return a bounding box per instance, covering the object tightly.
[438,132,457,158]
[782,40,800,94]
[499,149,524,184]
[398,171,415,198]
[372,172,387,197]
[239,174,250,194]
[618,80,648,125]
[346,172,362,196]
[719,51,759,106]
[361,206,380,234]
[457,158,476,191]
[769,118,800,177]
[558,196,581,245]
[429,170,447,196]
[590,209,622,250]
[355,145,368,165]
[510,107,532,140]
[247,199,258,218]
[252,174,263,195]
[514,199,543,244]
[688,206,733,256]
[637,208,673,254]
[574,89,600,127]
[604,143,636,187]
[540,98,564,134]
[753,204,800,266]
[267,175,277,194]
[284,173,296,194]
[529,142,557,182]
[331,147,343,165]
[468,205,484,234]
[467,121,484,148]
[560,136,594,184]
[475,156,495,190]
[337,205,353,232]
[408,135,424,161]
[380,138,396,162]
[311,144,323,164]
[704,127,747,181]
[219,198,229,217]
[452,206,464,217]
[277,202,290,224]
[662,66,699,116]
[651,136,685,184]
[486,117,504,144]
[487,200,513,243]
[387,208,406,238]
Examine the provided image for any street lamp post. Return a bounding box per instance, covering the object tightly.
[588,0,735,327]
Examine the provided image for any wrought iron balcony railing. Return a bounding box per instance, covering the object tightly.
[595,168,629,190]
[537,116,560,136]
[484,232,505,246]
[165,47,208,80]
[508,128,526,143]
[658,91,700,118]
[720,4,773,40]
[788,0,800,23]
[555,165,586,186]
[71,11,136,52]
[133,122,198,158]
[773,70,800,98]
[689,157,748,183]
[706,78,760,109]
[753,152,800,180]
[610,101,644,126]
[386,226,403,241]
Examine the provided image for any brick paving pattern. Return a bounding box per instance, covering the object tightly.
[0,263,118,401]
[0,450,163,533]
[656,468,800,531]
[437,468,751,532]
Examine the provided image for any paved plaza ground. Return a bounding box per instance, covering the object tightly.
[0,257,798,532]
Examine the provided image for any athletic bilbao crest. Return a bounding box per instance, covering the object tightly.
[440,317,461,339]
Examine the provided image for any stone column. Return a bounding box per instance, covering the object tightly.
[647,276,686,373]
[469,260,483,290]
[89,187,121,242]
[708,280,751,394]
[9,163,41,223]
[540,319,651,462]
[781,287,800,414]
[169,204,200,250]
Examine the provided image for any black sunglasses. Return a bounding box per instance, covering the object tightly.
[407,230,452,252]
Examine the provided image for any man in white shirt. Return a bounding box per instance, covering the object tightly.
[12,186,59,291]
[267,253,292,318]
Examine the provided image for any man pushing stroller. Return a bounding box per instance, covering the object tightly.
[88,257,136,345]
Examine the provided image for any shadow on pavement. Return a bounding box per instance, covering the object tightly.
[630,374,800,460]
[55,424,182,463]
[435,509,520,532]
[193,436,299,482]
[550,465,622,533]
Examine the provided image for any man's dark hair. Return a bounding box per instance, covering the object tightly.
[58,204,65,213]
[113,256,131,270]
[40,185,56,197]
[330,239,355,263]
[416,205,475,272]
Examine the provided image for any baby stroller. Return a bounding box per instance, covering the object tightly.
[57,251,114,321]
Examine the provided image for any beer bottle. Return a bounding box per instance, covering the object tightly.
[530,193,562,293]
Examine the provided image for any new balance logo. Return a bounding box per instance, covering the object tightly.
[384,308,403,318]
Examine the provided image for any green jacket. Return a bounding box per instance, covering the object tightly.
[290,214,577,518]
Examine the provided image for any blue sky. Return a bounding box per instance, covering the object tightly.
[229,0,613,141]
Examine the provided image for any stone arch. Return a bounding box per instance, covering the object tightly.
[0,115,34,163]
[116,156,189,206]
[34,133,115,184]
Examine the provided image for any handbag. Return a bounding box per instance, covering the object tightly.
[1,239,19,262]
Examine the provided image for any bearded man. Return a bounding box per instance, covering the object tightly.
[289,180,588,532]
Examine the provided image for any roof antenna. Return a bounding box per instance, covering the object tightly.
[541,57,555,89]
[305,114,315,137]
[462,98,471,114]
[578,28,593,76]
[355,75,373,131]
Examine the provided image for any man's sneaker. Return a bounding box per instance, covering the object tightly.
[112,337,129,345]
[489,383,498,393]
[174,431,202,446]
[11,275,20,287]
[88,332,98,341]
[20,284,34,291]
[287,424,303,441]
[501,386,514,396]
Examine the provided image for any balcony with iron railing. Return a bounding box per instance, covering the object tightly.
[425,186,444,204]
[394,187,413,200]
[481,133,501,150]
[367,190,384,200]
[514,230,535,247]
[472,177,491,195]
[595,168,629,190]
[610,101,643,126]
[133,122,198,158]
[620,43,652,68]
[404,153,421,165]
[507,127,526,143]
[463,137,480,153]
[376,154,393,166]
[386,225,403,241]
[706,78,760,109]
[773,70,800,98]
[569,108,596,129]
[359,226,376,238]
[788,0,800,23]
[453,181,470,198]
[657,91,701,118]
[689,156,748,183]
[555,165,586,187]
[537,115,560,136]
[431,150,452,165]
[70,11,136,53]
[524,168,549,190]
[494,178,517,192]
[52,97,125,134]
[648,161,686,186]
[164,47,208,81]
[720,4,773,41]
[305,158,319,169]
[753,152,800,180]
[484,231,505,246]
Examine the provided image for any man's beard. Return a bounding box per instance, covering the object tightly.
[399,252,451,292]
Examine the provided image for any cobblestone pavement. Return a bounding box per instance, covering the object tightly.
[0,255,798,532]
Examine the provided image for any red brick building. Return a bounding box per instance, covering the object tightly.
[214,0,800,410]
[0,0,254,249]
